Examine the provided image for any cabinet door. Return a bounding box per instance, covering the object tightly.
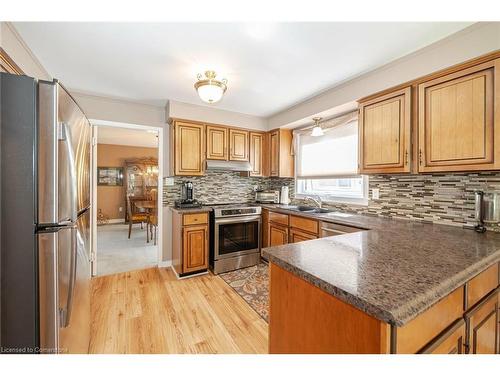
[249,132,264,176]
[174,121,205,176]
[465,289,499,354]
[270,130,279,176]
[229,129,249,161]
[418,61,498,172]
[269,223,288,247]
[420,319,466,354]
[206,125,228,160]
[182,225,208,273]
[289,228,317,243]
[359,87,411,174]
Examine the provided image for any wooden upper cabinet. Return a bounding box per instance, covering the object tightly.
[418,60,499,172]
[249,132,265,176]
[171,120,205,176]
[359,87,412,174]
[182,225,208,274]
[206,125,228,160]
[229,128,249,161]
[269,129,294,178]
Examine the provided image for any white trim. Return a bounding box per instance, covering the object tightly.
[90,119,164,276]
[158,260,172,268]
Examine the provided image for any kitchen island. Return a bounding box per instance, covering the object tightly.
[262,210,500,354]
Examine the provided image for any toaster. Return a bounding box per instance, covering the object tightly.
[255,190,280,203]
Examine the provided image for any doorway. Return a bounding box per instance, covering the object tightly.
[90,120,163,277]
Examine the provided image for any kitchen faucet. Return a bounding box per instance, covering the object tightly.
[304,195,322,209]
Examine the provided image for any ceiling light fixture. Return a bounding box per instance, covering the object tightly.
[194,70,228,104]
[311,117,324,137]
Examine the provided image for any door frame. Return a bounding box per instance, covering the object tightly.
[89,119,164,277]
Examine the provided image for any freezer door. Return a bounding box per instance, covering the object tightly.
[59,210,91,354]
[38,81,91,226]
[38,212,90,354]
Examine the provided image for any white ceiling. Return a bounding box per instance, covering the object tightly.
[14,22,473,117]
[97,126,158,148]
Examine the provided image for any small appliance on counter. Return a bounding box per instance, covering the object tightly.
[255,190,280,203]
[174,181,202,208]
[474,190,500,232]
[280,186,290,205]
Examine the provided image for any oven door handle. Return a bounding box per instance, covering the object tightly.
[214,215,262,224]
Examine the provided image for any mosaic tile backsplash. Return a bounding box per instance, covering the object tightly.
[163,171,500,231]
[162,170,293,206]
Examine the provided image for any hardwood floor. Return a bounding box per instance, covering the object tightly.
[89,267,269,353]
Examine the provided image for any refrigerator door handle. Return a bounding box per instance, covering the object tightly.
[60,226,78,328]
[58,122,78,223]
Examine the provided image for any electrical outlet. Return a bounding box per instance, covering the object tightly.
[118,207,123,212]
[372,188,380,200]
[164,177,174,186]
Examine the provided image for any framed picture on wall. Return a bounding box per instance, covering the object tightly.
[97,167,124,186]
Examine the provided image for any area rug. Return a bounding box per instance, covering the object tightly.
[218,262,270,322]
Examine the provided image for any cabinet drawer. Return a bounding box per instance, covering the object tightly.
[290,215,318,235]
[289,228,318,243]
[419,319,466,354]
[395,287,464,353]
[466,263,499,310]
[183,212,208,226]
[269,211,289,226]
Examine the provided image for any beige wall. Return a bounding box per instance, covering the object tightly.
[167,99,267,130]
[268,22,500,128]
[97,144,158,220]
[0,22,51,80]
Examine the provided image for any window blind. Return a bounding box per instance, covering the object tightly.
[296,119,358,178]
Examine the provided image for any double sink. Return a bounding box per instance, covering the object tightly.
[275,205,353,218]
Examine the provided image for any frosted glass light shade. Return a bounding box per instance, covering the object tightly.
[196,83,224,104]
[311,125,324,137]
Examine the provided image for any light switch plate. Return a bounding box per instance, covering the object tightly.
[372,188,380,200]
[164,177,175,186]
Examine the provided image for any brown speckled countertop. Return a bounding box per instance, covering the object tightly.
[169,206,213,214]
[261,204,500,326]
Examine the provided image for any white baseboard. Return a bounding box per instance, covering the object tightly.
[158,260,172,268]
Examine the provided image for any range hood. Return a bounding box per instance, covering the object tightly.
[206,160,253,172]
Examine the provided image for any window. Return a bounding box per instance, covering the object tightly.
[295,118,368,204]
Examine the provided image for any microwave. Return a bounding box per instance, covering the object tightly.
[255,190,280,203]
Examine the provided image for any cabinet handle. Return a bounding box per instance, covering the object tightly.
[404,150,408,165]
[419,149,423,165]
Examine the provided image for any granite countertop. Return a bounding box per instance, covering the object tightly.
[169,206,213,214]
[261,204,500,326]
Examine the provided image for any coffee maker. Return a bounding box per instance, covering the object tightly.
[175,181,202,208]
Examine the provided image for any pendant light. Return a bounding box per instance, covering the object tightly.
[311,117,324,137]
[194,70,228,104]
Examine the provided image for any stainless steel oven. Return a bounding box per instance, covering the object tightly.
[211,204,261,274]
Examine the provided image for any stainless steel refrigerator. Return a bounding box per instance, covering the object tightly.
[1,73,91,353]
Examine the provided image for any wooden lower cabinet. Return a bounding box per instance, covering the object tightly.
[269,223,288,247]
[289,228,318,243]
[182,225,208,274]
[465,288,499,354]
[172,211,209,277]
[420,319,466,354]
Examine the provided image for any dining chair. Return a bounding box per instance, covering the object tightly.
[147,201,158,246]
[126,196,148,239]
